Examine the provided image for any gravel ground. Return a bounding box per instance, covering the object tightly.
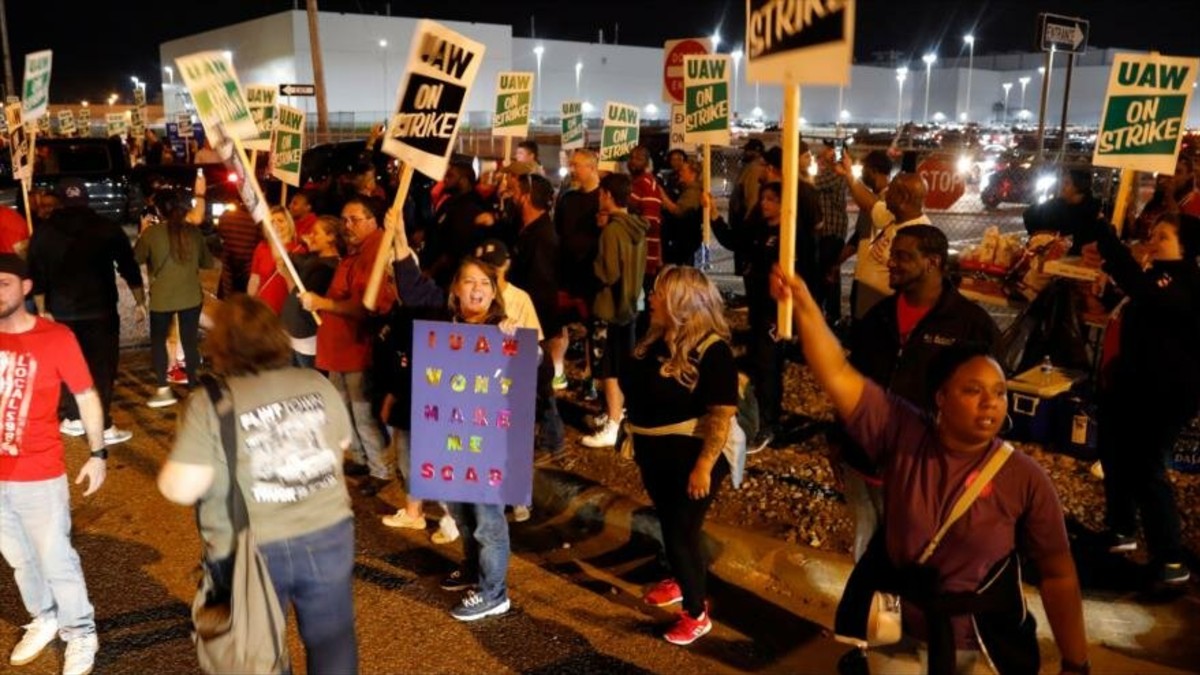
[554,315,1200,563]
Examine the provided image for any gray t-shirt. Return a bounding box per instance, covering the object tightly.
[170,368,353,559]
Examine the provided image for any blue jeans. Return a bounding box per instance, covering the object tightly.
[0,476,96,639]
[207,518,358,675]
[327,370,390,480]
[446,503,509,603]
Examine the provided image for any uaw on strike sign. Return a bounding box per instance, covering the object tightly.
[1093,53,1198,175]
[746,0,855,84]
[384,20,485,180]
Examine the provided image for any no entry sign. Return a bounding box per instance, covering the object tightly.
[917,155,965,210]
[662,38,711,104]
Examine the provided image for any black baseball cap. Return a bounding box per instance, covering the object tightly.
[0,253,30,279]
[473,239,509,268]
[55,177,89,207]
[743,138,766,154]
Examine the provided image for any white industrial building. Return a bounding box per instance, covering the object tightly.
[159,9,1200,131]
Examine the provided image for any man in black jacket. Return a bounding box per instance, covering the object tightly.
[509,174,565,458]
[1023,168,1102,255]
[28,178,146,445]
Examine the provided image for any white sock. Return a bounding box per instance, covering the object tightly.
[553,362,564,378]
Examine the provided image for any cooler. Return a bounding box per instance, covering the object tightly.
[1006,366,1088,445]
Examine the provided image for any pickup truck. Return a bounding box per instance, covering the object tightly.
[0,136,242,226]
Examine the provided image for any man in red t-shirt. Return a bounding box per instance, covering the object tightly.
[627,146,662,281]
[0,205,30,257]
[0,254,107,673]
[301,196,395,496]
[288,189,319,240]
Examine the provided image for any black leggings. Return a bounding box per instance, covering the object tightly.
[150,306,201,387]
[635,443,729,617]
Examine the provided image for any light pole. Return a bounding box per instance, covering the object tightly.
[731,48,742,118]
[1019,75,1031,114]
[533,45,544,120]
[896,66,908,128]
[575,61,582,99]
[711,31,721,51]
[1001,81,1012,124]
[963,34,975,123]
[922,53,936,123]
[378,39,388,114]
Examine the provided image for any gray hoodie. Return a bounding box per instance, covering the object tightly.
[592,210,649,325]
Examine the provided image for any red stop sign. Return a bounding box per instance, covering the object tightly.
[663,39,710,104]
[917,155,966,210]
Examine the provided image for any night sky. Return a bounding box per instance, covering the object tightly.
[4,0,1196,102]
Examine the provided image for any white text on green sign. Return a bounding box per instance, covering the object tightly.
[1092,53,1198,175]
[683,55,731,145]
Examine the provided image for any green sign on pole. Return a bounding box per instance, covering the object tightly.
[271,104,305,187]
[77,108,91,138]
[599,102,639,164]
[1093,53,1199,175]
[492,71,533,138]
[561,101,584,150]
[176,52,257,143]
[683,55,731,146]
[21,50,53,122]
[245,84,278,152]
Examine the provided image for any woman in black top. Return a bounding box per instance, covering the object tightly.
[1090,212,1200,585]
[282,215,345,368]
[620,265,738,646]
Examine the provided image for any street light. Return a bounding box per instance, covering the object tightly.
[1018,76,1031,111]
[731,48,743,117]
[81,100,88,107]
[575,61,583,99]
[533,45,545,120]
[922,53,936,123]
[1001,82,1012,124]
[222,50,233,63]
[711,32,721,50]
[896,66,908,128]
[379,39,389,114]
[963,34,975,123]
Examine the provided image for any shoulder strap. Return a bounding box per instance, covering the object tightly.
[694,333,723,360]
[917,442,1015,565]
[199,374,249,534]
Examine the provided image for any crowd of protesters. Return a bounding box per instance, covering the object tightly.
[2,125,1199,675]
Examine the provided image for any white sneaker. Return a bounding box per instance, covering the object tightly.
[103,427,132,445]
[582,412,609,431]
[512,505,531,522]
[62,634,98,675]
[581,418,620,448]
[431,515,460,544]
[9,616,58,666]
[59,419,86,437]
[146,387,177,408]
[381,510,426,530]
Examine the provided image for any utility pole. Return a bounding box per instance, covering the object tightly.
[307,0,330,138]
[0,0,14,100]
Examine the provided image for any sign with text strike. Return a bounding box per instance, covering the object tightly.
[77,108,91,137]
[492,71,533,137]
[561,100,584,150]
[1093,53,1198,175]
[745,0,854,85]
[409,321,538,506]
[22,50,52,121]
[175,52,259,142]
[599,102,639,163]
[383,20,486,180]
[270,104,305,187]
[683,55,731,145]
[105,112,128,139]
[245,85,278,152]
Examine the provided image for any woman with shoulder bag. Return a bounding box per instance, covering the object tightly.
[619,265,738,646]
[158,295,359,674]
[770,265,1089,675]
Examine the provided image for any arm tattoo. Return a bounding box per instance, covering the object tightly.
[697,405,737,466]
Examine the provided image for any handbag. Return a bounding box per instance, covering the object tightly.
[191,375,290,675]
[860,443,1015,648]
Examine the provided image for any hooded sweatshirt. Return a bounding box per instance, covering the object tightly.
[593,211,648,325]
[28,206,143,320]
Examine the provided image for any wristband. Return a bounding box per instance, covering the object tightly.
[90,448,109,460]
[1061,658,1090,675]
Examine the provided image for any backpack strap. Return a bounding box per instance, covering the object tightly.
[198,374,250,535]
[917,442,1015,565]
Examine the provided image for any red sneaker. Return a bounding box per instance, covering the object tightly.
[642,578,683,607]
[167,363,189,385]
[663,608,712,645]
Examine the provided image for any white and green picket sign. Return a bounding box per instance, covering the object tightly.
[245,84,278,152]
[175,52,258,142]
[683,55,731,146]
[22,50,52,121]
[57,110,76,137]
[106,112,128,138]
[492,71,533,137]
[77,108,91,137]
[271,104,305,187]
[1093,53,1199,175]
[561,100,584,150]
[599,102,639,163]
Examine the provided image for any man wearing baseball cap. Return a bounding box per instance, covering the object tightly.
[0,253,107,675]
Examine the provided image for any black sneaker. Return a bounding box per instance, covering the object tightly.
[440,569,478,592]
[1104,531,1138,553]
[1159,562,1191,585]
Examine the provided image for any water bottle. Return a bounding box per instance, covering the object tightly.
[1040,355,1054,386]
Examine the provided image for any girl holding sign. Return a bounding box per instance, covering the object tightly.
[374,209,520,621]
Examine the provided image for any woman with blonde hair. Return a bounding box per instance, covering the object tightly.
[619,265,738,646]
[247,205,305,314]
